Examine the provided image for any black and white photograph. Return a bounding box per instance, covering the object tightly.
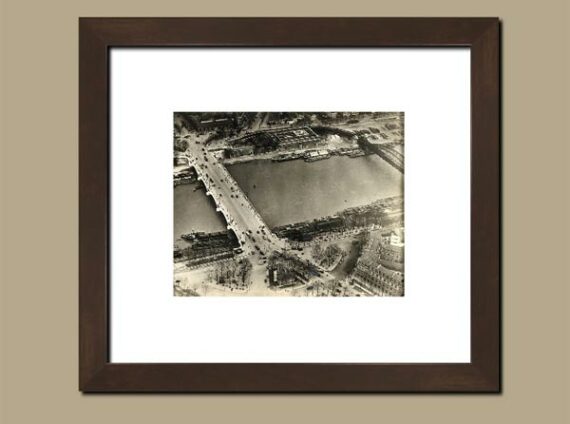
[173,112,405,296]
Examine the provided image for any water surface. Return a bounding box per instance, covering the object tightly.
[226,155,403,227]
[173,182,227,247]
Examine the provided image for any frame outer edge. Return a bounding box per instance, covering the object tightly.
[470,18,501,392]
[78,17,502,393]
[79,19,111,390]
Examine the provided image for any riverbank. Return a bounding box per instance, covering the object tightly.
[218,132,363,165]
[272,196,403,242]
[220,146,369,165]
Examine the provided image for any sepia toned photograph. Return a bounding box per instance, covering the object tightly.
[173,112,404,297]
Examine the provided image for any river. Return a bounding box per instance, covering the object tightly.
[174,155,403,244]
[173,182,227,247]
[226,155,403,227]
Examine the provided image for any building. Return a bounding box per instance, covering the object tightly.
[182,113,237,131]
[379,228,405,263]
[353,258,404,296]
[194,117,235,131]
[352,230,405,296]
[266,126,321,148]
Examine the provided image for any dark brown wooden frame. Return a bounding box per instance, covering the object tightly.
[79,17,500,393]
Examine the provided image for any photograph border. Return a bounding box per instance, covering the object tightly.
[79,17,500,392]
[172,111,406,298]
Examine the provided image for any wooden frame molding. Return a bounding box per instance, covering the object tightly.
[79,17,501,393]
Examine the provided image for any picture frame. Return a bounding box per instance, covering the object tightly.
[79,17,500,392]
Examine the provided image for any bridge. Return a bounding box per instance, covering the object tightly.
[310,125,404,173]
[183,141,288,259]
[358,138,404,173]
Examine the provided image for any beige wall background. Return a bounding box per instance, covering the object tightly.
[2,0,569,423]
